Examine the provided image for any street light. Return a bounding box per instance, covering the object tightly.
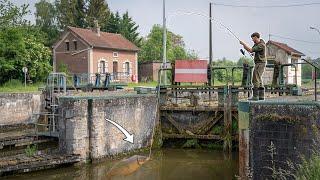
[310,26,320,101]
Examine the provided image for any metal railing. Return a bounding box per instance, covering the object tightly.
[70,72,132,87]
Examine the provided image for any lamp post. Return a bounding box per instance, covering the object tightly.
[310,26,320,36]
[22,67,28,88]
[310,26,320,101]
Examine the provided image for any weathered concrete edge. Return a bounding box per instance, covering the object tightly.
[59,93,156,100]
[239,100,320,106]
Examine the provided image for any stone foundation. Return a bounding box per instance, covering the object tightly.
[58,94,158,160]
[0,93,42,126]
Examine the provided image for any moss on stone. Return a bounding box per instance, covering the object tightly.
[255,113,300,124]
[151,124,163,149]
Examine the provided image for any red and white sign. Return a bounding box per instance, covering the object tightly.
[175,60,208,83]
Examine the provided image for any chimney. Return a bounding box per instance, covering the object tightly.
[93,20,100,36]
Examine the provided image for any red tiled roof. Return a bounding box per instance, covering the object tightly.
[267,40,304,56]
[68,26,140,51]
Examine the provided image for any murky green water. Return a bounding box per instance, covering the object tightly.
[4,149,238,180]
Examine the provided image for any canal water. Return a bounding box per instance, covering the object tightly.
[4,149,238,180]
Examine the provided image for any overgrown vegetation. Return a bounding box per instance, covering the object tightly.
[25,144,37,157]
[296,152,320,179]
[182,139,201,149]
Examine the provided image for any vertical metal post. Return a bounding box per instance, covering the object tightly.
[315,68,317,101]
[208,2,213,86]
[162,0,167,84]
[24,72,27,88]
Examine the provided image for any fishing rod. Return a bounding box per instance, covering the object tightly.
[168,10,254,58]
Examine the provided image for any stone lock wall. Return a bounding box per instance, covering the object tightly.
[58,94,158,160]
[0,93,42,126]
[58,98,90,159]
[238,101,320,179]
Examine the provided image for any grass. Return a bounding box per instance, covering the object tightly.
[296,153,320,180]
[127,81,158,88]
[301,78,317,89]
[0,79,44,93]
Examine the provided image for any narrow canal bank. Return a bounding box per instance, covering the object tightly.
[2,149,239,180]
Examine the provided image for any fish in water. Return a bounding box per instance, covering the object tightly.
[106,155,150,178]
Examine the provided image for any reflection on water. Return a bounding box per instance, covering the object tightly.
[4,149,238,180]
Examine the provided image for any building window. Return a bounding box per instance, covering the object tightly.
[65,41,70,51]
[113,52,118,57]
[73,41,77,50]
[125,62,130,75]
[98,60,108,74]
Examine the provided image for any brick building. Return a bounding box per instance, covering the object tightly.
[138,61,163,82]
[52,23,140,83]
[265,40,304,86]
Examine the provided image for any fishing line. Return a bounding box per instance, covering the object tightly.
[168,10,241,42]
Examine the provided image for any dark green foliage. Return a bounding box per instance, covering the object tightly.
[103,11,121,33]
[86,0,110,29]
[55,0,87,28]
[103,11,142,47]
[119,11,142,47]
[74,0,87,28]
[182,139,201,149]
[35,0,59,46]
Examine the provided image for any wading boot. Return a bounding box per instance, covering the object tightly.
[259,87,265,101]
[248,88,259,101]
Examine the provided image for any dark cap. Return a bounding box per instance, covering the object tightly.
[251,32,260,38]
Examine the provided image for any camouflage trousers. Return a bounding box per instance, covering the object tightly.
[252,62,266,88]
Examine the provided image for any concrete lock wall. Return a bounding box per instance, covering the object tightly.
[0,93,42,126]
[58,94,158,160]
[238,101,320,179]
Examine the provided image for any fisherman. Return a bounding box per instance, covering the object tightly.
[240,32,266,101]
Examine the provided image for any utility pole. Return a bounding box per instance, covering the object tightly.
[310,26,320,101]
[162,0,167,84]
[208,3,213,86]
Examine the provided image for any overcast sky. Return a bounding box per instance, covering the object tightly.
[12,0,320,60]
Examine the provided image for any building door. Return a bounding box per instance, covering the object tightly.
[99,61,106,74]
[113,61,118,79]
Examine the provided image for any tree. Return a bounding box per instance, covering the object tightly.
[103,11,142,47]
[0,26,52,84]
[139,25,197,63]
[0,0,29,27]
[86,0,110,29]
[55,0,87,28]
[74,0,87,28]
[35,0,59,46]
[0,1,52,84]
[119,11,142,47]
[103,11,121,33]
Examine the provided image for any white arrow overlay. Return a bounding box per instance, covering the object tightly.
[106,118,134,144]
